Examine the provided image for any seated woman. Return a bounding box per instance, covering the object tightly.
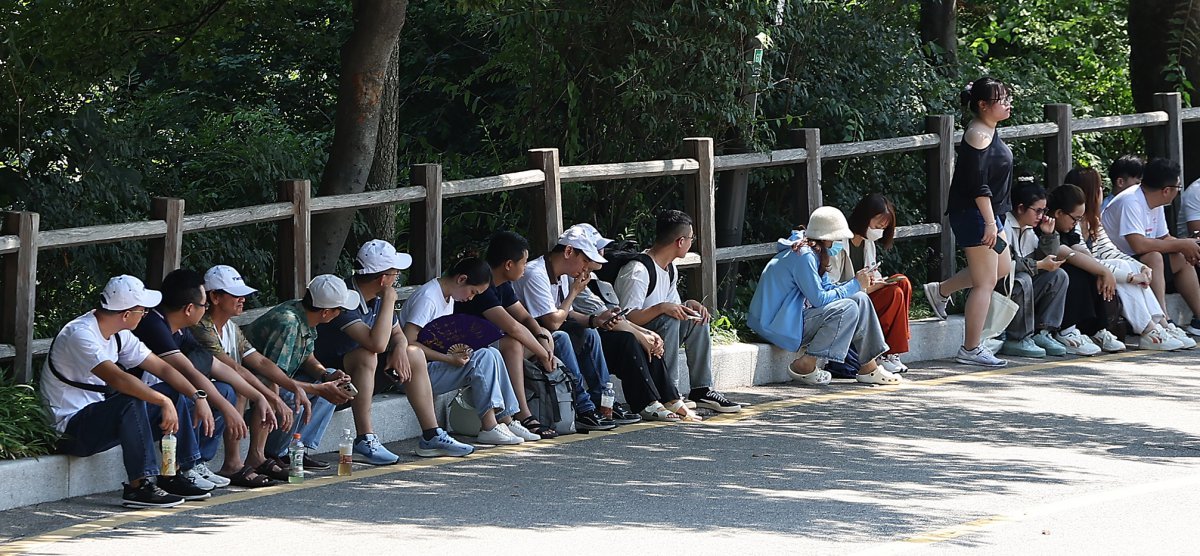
[399,257,534,446]
[1000,183,1070,358]
[825,193,912,373]
[1065,168,1193,350]
[747,206,901,386]
[1043,184,1121,354]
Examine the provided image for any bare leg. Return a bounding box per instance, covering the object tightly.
[218,396,249,474]
[963,245,1001,349]
[498,337,532,419]
[1169,252,1200,315]
[344,348,379,436]
[400,346,440,431]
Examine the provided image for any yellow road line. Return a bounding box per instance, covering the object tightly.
[0,352,1137,554]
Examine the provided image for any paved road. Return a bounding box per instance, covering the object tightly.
[2,349,1199,555]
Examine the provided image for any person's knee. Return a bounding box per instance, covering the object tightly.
[1048,268,1069,287]
[1141,251,1164,268]
[343,348,377,375]
[1012,273,1033,299]
[406,344,427,368]
[826,298,858,319]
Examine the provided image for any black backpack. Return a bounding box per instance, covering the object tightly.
[591,240,676,302]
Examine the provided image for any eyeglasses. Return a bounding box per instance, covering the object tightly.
[990,97,1013,107]
[125,309,149,316]
[1067,213,1084,224]
[193,302,211,309]
[1031,207,1047,215]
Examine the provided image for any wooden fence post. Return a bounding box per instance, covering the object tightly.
[276,180,311,300]
[528,148,564,253]
[683,137,717,308]
[147,197,185,288]
[1044,103,1073,189]
[1,212,39,383]
[789,128,822,224]
[1155,92,1185,235]
[410,164,443,283]
[926,115,955,282]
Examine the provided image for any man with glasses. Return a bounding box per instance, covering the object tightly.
[132,268,277,490]
[245,274,359,472]
[41,275,212,507]
[615,210,743,414]
[314,240,473,462]
[1103,157,1200,336]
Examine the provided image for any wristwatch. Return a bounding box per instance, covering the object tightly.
[192,389,208,401]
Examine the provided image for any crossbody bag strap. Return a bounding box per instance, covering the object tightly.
[47,336,112,394]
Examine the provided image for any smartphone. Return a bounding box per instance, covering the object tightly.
[684,309,704,320]
[992,236,1008,254]
[601,307,633,327]
[339,380,359,398]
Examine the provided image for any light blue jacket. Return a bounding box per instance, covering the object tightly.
[747,243,862,352]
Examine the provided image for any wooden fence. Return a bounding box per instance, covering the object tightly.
[2,93,1197,382]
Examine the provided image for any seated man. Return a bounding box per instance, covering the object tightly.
[614,210,742,413]
[1102,154,1145,210]
[511,228,618,431]
[133,268,276,490]
[244,275,362,471]
[41,275,212,507]
[192,265,320,486]
[315,240,474,462]
[1101,157,1200,337]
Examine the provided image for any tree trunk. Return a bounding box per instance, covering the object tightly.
[364,40,401,246]
[1128,0,1199,182]
[310,0,408,275]
[919,0,958,70]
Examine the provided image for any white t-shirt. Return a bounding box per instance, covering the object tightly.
[512,256,560,319]
[1181,178,1200,226]
[614,255,681,310]
[1101,185,1168,256]
[39,312,152,432]
[399,278,453,329]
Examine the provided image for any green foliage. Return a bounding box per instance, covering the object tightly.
[0,381,60,459]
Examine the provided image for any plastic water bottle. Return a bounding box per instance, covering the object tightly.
[160,433,177,476]
[288,433,305,484]
[337,429,353,477]
[599,382,616,420]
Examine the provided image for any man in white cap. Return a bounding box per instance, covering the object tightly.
[41,275,213,507]
[314,239,472,463]
[193,265,341,486]
[512,225,618,431]
[244,274,360,468]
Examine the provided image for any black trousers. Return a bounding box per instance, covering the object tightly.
[598,329,678,413]
[1060,264,1125,336]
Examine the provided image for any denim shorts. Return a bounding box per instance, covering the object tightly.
[948,209,1004,248]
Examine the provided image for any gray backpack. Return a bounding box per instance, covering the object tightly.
[523,358,576,435]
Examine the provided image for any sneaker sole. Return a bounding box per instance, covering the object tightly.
[612,417,644,424]
[415,447,474,458]
[695,401,742,413]
[575,423,617,431]
[955,356,1007,367]
[353,456,400,466]
[122,498,186,508]
[170,492,212,501]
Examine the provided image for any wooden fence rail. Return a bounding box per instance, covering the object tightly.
[0,92,1194,382]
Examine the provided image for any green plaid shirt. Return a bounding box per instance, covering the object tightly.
[243,300,315,378]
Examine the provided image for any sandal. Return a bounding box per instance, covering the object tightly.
[638,402,681,422]
[788,359,832,385]
[856,368,902,385]
[221,465,274,488]
[520,416,559,439]
[664,400,703,422]
[254,459,290,482]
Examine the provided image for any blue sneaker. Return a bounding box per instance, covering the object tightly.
[353,433,400,465]
[416,429,475,458]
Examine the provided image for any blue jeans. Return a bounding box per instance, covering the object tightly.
[551,330,597,413]
[266,383,337,457]
[198,381,236,463]
[419,347,520,419]
[57,382,201,482]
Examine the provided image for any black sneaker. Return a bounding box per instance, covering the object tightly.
[122,479,185,508]
[575,410,617,431]
[302,454,331,471]
[611,403,643,425]
[689,388,742,413]
[159,473,213,501]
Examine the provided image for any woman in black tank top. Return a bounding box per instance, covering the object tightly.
[921,77,1016,368]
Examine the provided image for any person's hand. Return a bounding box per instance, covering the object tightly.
[684,300,710,323]
[981,220,998,249]
[323,369,348,382]
[447,344,472,367]
[1141,265,1153,280]
[1131,271,1152,287]
[315,380,353,405]
[269,394,291,432]
[381,282,398,304]
[192,398,216,437]
[1036,256,1065,272]
[1097,271,1116,302]
[638,330,665,358]
[569,272,591,296]
[1181,238,1200,265]
[256,395,278,433]
[291,381,313,425]
[661,303,691,321]
[594,308,621,330]
[789,239,807,253]
[855,267,873,289]
[158,398,179,434]
[222,405,249,441]
[1037,214,1055,235]
[387,346,411,383]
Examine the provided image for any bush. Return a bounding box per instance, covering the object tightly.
[0,381,60,460]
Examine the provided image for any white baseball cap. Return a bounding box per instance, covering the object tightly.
[307,274,362,310]
[204,265,258,297]
[557,225,608,264]
[355,239,413,275]
[572,223,615,251]
[100,275,163,311]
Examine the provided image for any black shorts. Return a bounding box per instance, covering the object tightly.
[949,209,1005,249]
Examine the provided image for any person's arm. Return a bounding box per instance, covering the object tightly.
[345,287,397,353]
[494,304,555,369]
[243,351,345,410]
[1127,233,1200,259]
[159,352,247,439]
[92,360,179,434]
[792,251,864,307]
[208,355,278,431]
[136,354,215,436]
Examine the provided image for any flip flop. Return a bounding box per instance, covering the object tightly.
[664,400,703,422]
[221,465,274,488]
[639,402,681,422]
[254,459,290,482]
[520,416,559,439]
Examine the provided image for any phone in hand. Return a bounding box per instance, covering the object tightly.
[601,307,633,327]
[339,380,359,398]
[992,236,1008,254]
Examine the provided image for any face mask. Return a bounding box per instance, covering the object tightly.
[826,242,844,257]
[865,228,884,241]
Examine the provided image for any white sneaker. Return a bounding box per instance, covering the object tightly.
[923,282,949,320]
[180,467,216,491]
[1054,327,1102,356]
[1091,329,1126,352]
[955,344,1007,367]
[191,462,230,488]
[1165,323,1197,349]
[503,420,541,441]
[983,337,1005,355]
[1139,325,1186,351]
[878,354,908,374]
[476,425,524,445]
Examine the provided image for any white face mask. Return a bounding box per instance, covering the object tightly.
[865,228,885,241]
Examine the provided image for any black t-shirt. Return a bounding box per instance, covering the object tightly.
[455,281,518,317]
[133,309,211,375]
[947,131,1013,216]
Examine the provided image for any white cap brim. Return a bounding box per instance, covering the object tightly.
[338,290,362,311]
[105,289,162,311]
[580,246,608,264]
[221,283,258,297]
